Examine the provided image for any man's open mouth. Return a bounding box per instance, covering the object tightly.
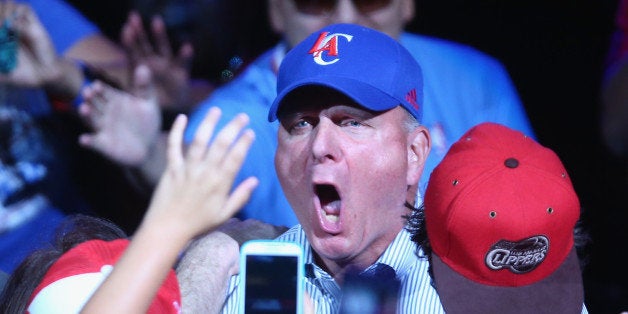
[315,184,341,223]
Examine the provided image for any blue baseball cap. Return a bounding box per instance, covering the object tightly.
[268,23,424,122]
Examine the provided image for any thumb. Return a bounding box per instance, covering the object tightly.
[132,63,155,100]
[78,133,107,155]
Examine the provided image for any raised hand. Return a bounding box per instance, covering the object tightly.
[78,64,161,167]
[82,108,257,313]
[145,107,258,238]
[121,11,204,111]
[0,2,82,97]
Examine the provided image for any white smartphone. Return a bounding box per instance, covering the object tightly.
[238,240,304,314]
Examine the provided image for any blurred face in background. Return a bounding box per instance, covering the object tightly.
[268,0,415,49]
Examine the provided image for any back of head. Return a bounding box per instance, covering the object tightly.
[268,0,415,48]
[0,214,127,313]
[424,122,584,313]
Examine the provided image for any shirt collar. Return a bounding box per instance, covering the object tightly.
[286,225,416,279]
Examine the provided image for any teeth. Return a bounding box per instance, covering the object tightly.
[324,212,339,223]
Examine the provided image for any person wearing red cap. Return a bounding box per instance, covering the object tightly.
[0,108,258,313]
[407,122,589,313]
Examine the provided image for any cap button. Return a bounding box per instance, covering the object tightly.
[504,157,519,168]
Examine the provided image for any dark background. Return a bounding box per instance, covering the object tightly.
[68,0,626,312]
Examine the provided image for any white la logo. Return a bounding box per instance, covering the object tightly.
[308,31,353,65]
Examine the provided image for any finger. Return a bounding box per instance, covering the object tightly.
[79,81,107,124]
[80,82,97,107]
[123,11,152,58]
[78,132,108,156]
[175,42,194,71]
[167,114,187,171]
[90,81,116,117]
[6,2,24,32]
[2,1,13,25]
[11,2,26,23]
[78,81,108,132]
[220,177,259,223]
[131,11,152,56]
[77,101,99,129]
[205,113,250,165]
[219,129,255,185]
[0,0,14,23]
[131,64,155,100]
[204,129,254,200]
[121,15,141,64]
[78,133,96,149]
[186,107,221,161]
[151,15,172,59]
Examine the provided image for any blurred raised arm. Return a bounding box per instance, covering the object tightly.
[81,108,257,313]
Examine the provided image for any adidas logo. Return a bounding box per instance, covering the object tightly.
[405,88,419,110]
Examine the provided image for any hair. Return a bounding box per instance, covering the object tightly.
[403,202,436,289]
[404,202,430,255]
[405,204,592,286]
[572,216,592,270]
[401,108,421,133]
[0,214,127,313]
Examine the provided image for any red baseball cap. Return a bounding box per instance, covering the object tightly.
[27,239,181,314]
[425,122,584,313]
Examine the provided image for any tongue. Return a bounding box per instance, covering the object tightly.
[322,199,341,215]
[321,200,341,228]
[316,184,342,231]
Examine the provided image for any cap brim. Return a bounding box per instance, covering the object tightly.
[432,247,584,314]
[268,76,401,122]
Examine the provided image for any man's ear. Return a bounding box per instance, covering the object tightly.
[407,126,430,186]
[268,0,285,34]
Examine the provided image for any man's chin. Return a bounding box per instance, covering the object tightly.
[310,236,354,261]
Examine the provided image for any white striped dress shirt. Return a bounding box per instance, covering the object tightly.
[221,225,445,313]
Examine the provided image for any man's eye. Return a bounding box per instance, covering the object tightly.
[340,119,363,127]
[294,120,311,129]
[287,119,312,133]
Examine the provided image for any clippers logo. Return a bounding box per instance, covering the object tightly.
[485,235,549,274]
[308,31,353,65]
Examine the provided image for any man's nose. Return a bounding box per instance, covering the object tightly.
[311,119,341,163]
[330,0,363,24]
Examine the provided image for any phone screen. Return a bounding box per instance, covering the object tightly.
[240,240,303,314]
[244,254,299,313]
